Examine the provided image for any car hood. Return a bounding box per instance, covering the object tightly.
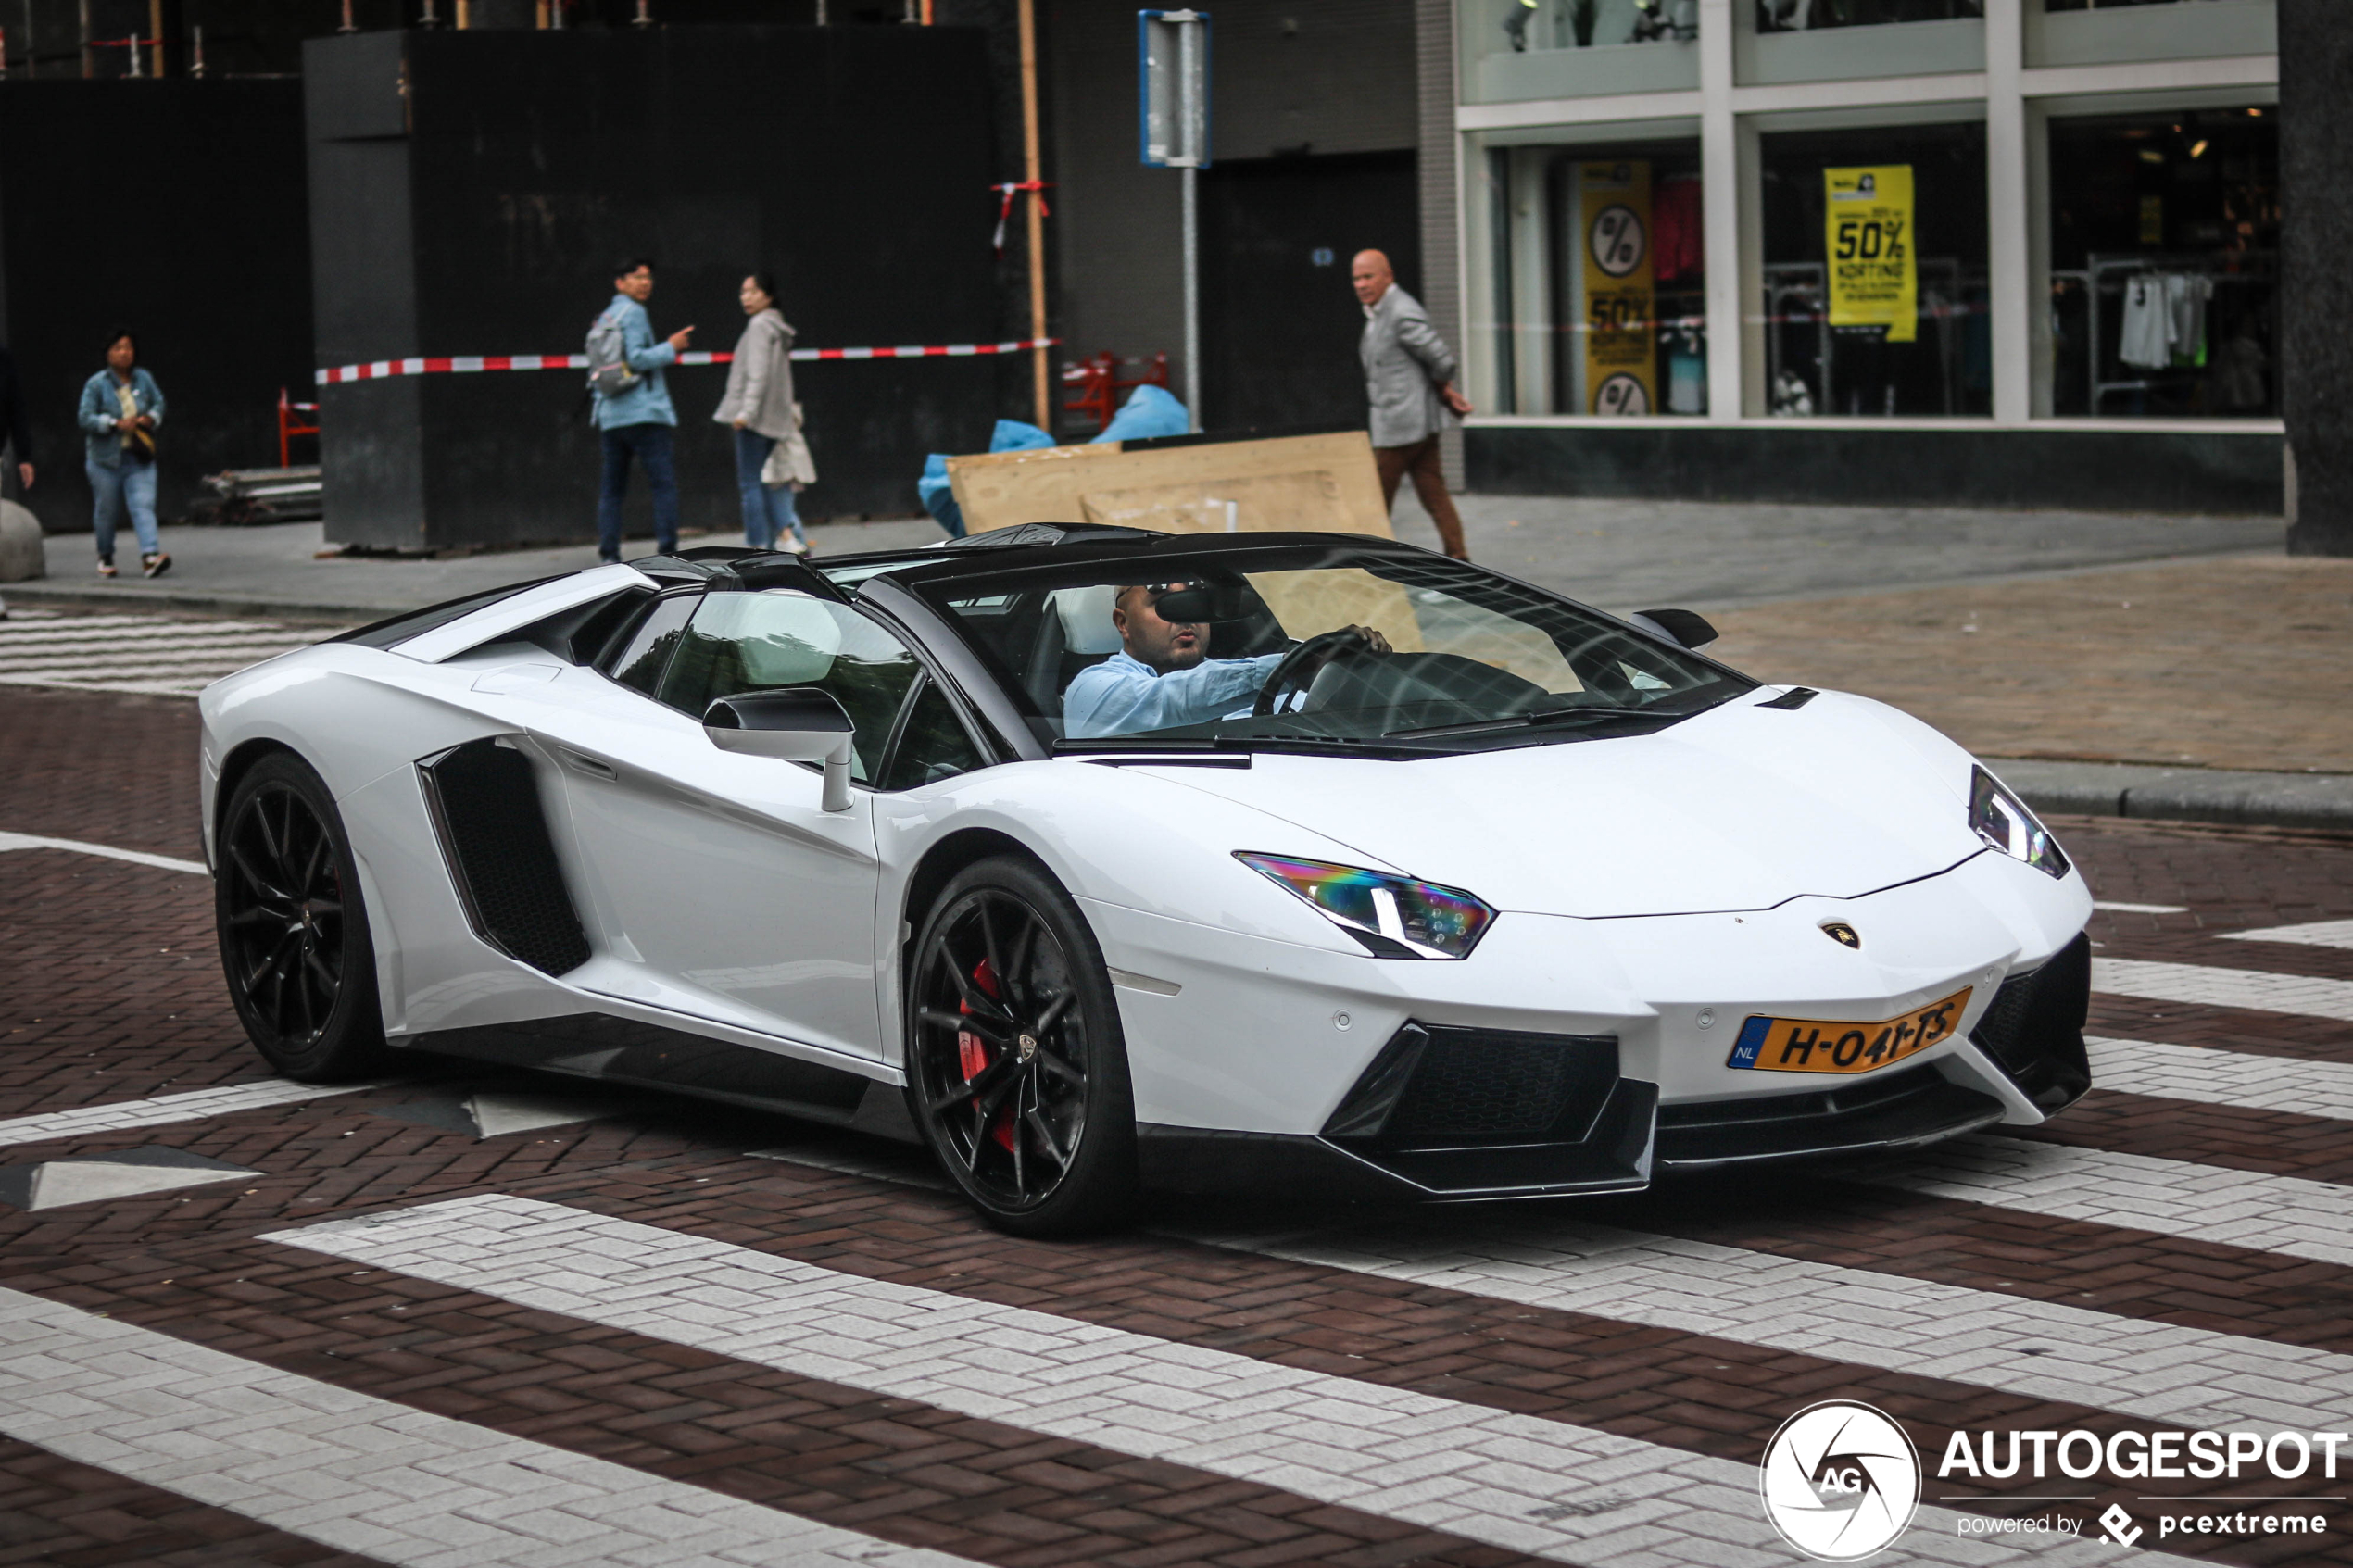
[1143,692,1990,918]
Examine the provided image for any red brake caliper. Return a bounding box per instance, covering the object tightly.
[958,958,1018,1151]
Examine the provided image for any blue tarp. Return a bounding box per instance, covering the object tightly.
[918,386,1189,537]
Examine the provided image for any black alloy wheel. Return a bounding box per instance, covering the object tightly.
[214,752,386,1081]
[906,856,1137,1236]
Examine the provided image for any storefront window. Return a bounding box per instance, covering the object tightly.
[1472,139,1706,417]
[1459,0,1700,104]
[2046,107,2276,418]
[1759,122,1989,418]
[1756,1,1980,29]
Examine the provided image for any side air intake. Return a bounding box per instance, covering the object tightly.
[417,737,591,977]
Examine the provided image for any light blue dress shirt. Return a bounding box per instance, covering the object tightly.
[1063,649,1287,739]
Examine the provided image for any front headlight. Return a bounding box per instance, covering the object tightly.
[1236,852,1495,960]
[1969,766,2069,879]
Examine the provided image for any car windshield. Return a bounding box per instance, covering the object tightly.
[908,542,1754,755]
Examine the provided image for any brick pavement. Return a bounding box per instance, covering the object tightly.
[0,687,204,857]
[0,1435,390,1568]
[11,691,2353,1562]
[1705,555,2353,775]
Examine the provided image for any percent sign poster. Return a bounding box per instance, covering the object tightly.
[1578,161,1655,415]
[1824,165,1917,344]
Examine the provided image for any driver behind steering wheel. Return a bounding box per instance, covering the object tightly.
[1063,580,1390,740]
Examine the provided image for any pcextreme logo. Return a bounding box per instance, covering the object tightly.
[1759,1400,1923,1561]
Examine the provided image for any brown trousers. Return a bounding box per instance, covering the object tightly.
[1374,435,1468,559]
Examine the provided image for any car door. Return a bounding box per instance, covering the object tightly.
[533,586,928,1062]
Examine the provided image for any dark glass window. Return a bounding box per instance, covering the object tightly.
[1759,120,1990,419]
[880,679,987,791]
[607,593,699,696]
[2046,107,2276,418]
[657,591,924,784]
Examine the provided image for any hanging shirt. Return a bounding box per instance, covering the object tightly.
[2119,274,2171,370]
[2164,273,2214,369]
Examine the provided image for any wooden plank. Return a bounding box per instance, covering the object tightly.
[945,432,1393,540]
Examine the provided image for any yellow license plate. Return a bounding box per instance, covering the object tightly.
[1726,988,1972,1075]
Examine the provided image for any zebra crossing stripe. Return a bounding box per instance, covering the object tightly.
[0,1285,985,1568]
[1161,1205,2353,1438]
[1863,1134,2353,1267]
[0,830,207,875]
[2094,957,2353,1023]
[0,1080,371,1149]
[0,614,319,696]
[2220,918,2353,950]
[2086,1035,2353,1122]
[267,1195,2162,1567]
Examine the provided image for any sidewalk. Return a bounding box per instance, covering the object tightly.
[7,517,946,622]
[9,493,2278,623]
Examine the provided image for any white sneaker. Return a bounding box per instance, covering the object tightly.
[783,538,810,556]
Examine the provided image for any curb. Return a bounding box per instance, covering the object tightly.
[1993,759,2353,834]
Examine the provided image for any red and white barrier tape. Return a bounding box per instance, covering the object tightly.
[315,338,1060,386]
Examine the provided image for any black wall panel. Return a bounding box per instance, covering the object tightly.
[1199,150,1418,435]
[1467,426,2284,516]
[307,26,1000,550]
[0,81,314,533]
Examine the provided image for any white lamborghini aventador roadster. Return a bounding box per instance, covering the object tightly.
[199,525,2093,1234]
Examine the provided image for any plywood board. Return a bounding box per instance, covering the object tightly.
[946,431,1392,540]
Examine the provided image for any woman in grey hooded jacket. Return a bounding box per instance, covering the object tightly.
[713,273,808,554]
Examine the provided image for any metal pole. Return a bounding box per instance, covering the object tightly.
[1018,0,1050,430]
[1182,164,1200,432]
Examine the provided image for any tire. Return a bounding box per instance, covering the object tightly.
[904,855,1138,1236]
[214,751,388,1082]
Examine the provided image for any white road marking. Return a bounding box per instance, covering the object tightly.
[0,1081,373,1150]
[1162,1204,2353,1440]
[736,1135,2353,1440]
[0,1286,980,1568]
[2094,957,2353,1023]
[0,614,318,696]
[0,830,206,875]
[2086,1035,2353,1121]
[2220,918,2353,949]
[270,1195,2156,1567]
[2092,902,2188,915]
[0,621,302,646]
[1862,1135,2353,1267]
[0,641,309,670]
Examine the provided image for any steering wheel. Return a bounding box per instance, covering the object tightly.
[1252,629,1378,718]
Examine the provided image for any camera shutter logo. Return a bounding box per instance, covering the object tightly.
[1758,1400,1921,1561]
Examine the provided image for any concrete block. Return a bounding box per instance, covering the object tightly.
[0,499,42,582]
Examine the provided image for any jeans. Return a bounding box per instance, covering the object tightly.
[88,458,159,563]
[732,428,807,550]
[597,422,679,561]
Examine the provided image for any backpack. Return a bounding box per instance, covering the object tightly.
[585,307,638,397]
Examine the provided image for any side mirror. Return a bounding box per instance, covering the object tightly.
[1629,607,1718,650]
[703,689,855,811]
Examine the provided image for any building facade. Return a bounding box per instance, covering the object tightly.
[1423,0,2282,509]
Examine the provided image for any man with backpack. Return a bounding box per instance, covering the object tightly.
[588,257,693,563]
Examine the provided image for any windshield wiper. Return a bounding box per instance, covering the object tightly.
[1382,704,1675,740]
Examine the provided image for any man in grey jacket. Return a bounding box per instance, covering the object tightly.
[1354,250,1473,560]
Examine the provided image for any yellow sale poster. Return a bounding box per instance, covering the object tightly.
[1823,165,1917,344]
[1579,161,1655,415]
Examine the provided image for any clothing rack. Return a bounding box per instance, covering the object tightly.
[2073,250,2275,414]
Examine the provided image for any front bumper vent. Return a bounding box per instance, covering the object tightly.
[1320,1023,1654,1197]
[1969,932,2092,1111]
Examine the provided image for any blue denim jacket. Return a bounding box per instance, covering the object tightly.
[80,368,165,470]
[589,295,678,430]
